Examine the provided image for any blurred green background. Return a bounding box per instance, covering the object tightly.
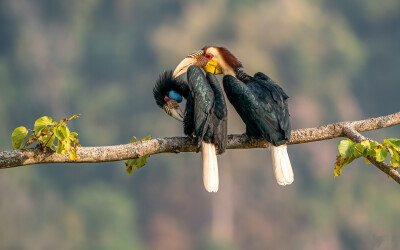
[1,0,399,249]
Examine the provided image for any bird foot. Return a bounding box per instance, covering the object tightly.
[187,135,196,145]
[243,133,256,145]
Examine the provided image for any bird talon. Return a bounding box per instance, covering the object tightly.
[243,133,256,144]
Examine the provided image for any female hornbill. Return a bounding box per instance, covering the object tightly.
[173,46,293,186]
[153,65,227,192]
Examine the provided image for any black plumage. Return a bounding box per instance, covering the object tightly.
[186,65,227,154]
[153,66,227,154]
[153,65,228,192]
[153,70,189,108]
[223,70,290,146]
[171,45,293,185]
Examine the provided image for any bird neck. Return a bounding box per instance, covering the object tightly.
[222,67,236,77]
[234,68,252,83]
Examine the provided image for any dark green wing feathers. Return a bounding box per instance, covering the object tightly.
[206,72,228,120]
[223,72,290,146]
[187,66,227,154]
[206,72,228,155]
[187,65,214,143]
[183,93,195,136]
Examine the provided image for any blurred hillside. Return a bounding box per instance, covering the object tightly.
[0,0,399,249]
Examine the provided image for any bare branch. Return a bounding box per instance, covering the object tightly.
[290,111,400,144]
[1,112,399,169]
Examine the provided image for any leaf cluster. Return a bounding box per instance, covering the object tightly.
[125,135,152,175]
[11,115,81,160]
[334,138,400,177]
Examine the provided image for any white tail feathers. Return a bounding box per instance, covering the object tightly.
[201,142,219,192]
[270,145,294,186]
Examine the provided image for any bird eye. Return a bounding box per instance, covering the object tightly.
[205,53,214,60]
[164,96,170,103]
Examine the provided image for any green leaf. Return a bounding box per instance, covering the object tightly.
[388,147,400,168]
[338,139,355,158]
[333,156,344,177]
[369,141,378,150]
[69,151,77,160]
[55,126,70,140]
[388,147,400,161]
[335,138,400,175]
[69,138,80,160]
[334,154,355,177]
[375,148,388,162]
[390,158,400,168]
[34,116,53,133]
[64,138,71,152]
[55,127,63,140]
[366,148,376,157]
[69,132,78,139]
[353,143,364,158]
[11,126,28,149]
[346,155,356,166]
[384,138,400,151]
[125,155,150,175]
[57,139,64,154]
[125,135,152,175]
[364,141,375,154]
[361,140,371,150]
[60,126,70,139]
[45,134,56,151]
[361,140,377,157]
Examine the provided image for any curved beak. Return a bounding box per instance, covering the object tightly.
[172,50,208,78]
[170,107,184,121]
[163,100,184,122]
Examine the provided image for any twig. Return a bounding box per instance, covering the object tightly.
[342,127,400,184]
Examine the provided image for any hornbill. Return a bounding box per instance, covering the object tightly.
[173,46,293,185]
[153,66,227,192]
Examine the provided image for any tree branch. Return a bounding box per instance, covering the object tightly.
[342,127,400,184]
[1,112,399,170]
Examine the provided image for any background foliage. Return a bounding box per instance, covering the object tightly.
[1,0,400,249]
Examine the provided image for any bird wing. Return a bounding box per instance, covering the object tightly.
[223,74,290,145]
[206,73,227,120]
[253,73,291,141]
[187,65,215,149]
[222,75,265,138]
[183,93,195,136]
[206,72,228,154]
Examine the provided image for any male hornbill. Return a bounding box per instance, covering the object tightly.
[153,66,227,192]
[173,46,293,185]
